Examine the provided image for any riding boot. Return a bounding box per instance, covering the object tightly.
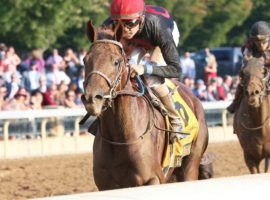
[160,93,187,143]
[227,84,243,114]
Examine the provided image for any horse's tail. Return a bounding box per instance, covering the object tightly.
[265,157,269,173]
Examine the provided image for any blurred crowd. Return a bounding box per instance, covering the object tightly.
[0,43,238,111]
[0,43,86,111]
[180,49,239,101]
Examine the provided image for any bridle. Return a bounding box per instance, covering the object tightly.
[240,66,270,130]
[83,39,145,109]
[82,39,155,145]
[240,67,269,99]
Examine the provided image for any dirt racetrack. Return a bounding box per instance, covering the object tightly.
[0,141,264,200]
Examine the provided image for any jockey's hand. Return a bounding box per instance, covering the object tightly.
[130,64,145,78]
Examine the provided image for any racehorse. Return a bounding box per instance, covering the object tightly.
[234,57,270,173]
[82,21,209,190]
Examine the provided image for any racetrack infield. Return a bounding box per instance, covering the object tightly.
[0,141,265,200]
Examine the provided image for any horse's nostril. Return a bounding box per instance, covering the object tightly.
[95,94,103,100]
[255,90,260,95]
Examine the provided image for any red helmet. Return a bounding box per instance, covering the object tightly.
[110,0,145,20]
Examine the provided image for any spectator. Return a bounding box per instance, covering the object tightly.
[42,83,58,107]
[29,91,43,110]
[183,76,191,88]
[22,61,43,93]
[230,76,240,99]
[3,65,21,84]
[180,52,196,79]
[208,77,218,100]
[0,75,6,86]
[3,87,29,110]
[3,46,21,72]
[216,76,227,100]
[46,48,63,70]
[0,43,7,60]
[38,74,47,93]
[64,90,80,108]
[0,84,8,110]
[23,49,45,73]
[189,78,195,90]
[193,79,206,101]
[223,75,233,100]
[75,89,83,106]
[55,81,69,105]
[76,68,84,93]
[79,48,87,67]
[6,72,21,100]
[204,48,218,85]
[205,84,217,101]
[61,48,80,82]
[46,63,71,86]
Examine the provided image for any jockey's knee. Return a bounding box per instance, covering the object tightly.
[152,83,169,97]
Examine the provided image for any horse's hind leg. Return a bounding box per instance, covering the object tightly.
[244,153,260,174]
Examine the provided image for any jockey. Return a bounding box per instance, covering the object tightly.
[227,21,270,113]
[104,0,183,142]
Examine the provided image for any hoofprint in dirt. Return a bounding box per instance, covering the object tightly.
[0,141,254,200]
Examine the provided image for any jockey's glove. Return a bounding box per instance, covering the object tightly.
[131,64,145,77]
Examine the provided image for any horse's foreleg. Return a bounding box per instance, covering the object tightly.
[244,153,260,174]
[145,176,161,185]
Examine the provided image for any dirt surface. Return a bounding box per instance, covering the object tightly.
[0,141,263,200]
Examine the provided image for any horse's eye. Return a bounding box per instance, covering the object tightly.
[114,59,120,66]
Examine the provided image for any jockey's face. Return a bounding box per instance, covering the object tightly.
[254,38,269,52]
[117,18,141,39]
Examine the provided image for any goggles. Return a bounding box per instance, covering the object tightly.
[114,18,141,29]
[252,34,270,42]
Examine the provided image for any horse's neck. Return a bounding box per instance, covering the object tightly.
[101,83,149,141]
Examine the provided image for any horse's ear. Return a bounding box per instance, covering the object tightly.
[86,20,96,42]
[114,24,123,42]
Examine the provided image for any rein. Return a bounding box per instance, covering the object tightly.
[241,116,269,131]
[100,95,155,146]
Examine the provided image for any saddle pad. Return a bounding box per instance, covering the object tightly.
[162,79,199,169]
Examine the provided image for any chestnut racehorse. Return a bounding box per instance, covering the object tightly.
[82,21,208,190]
[234,57,270,173]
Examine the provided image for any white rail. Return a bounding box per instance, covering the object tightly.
[0,101,232,159]
[0,101,231,120]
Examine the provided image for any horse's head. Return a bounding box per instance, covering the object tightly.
[240,57,269,107]
[82,21,128,116]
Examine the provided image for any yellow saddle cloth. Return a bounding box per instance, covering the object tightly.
[161,79,199,171]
